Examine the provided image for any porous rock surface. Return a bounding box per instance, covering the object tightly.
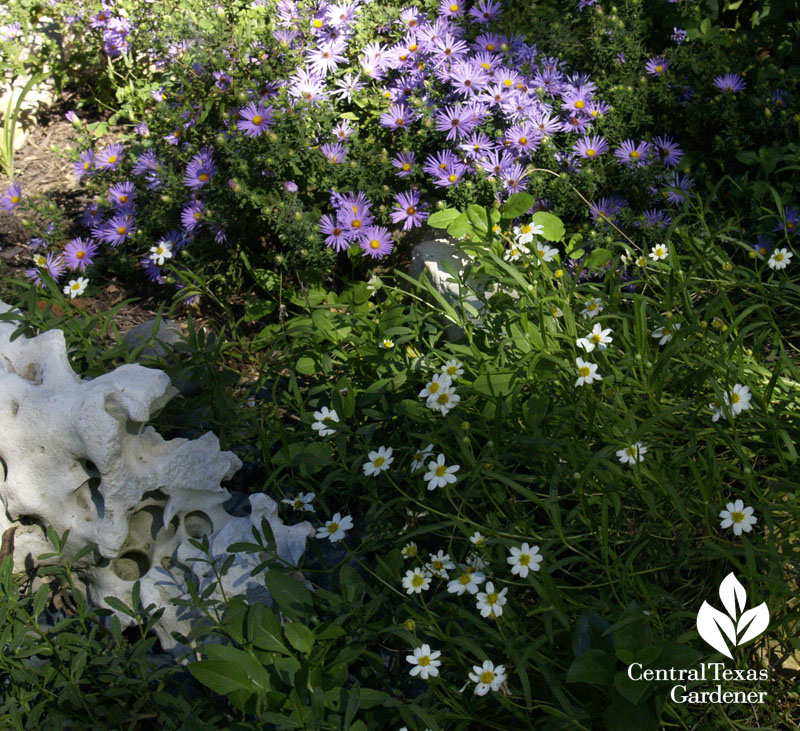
[0,301,314,655]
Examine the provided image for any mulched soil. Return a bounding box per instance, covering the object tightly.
[0,93,186,339]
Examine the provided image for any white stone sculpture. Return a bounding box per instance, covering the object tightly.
[0,301,314,655]
[409,235,518,339]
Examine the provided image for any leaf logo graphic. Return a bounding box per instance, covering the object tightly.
[696,573,769,659]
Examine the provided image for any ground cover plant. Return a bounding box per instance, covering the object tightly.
[0,0,799,729]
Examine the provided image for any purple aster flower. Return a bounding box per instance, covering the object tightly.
[713,73,746,93]
[306,39,348,76]
[449,61,489,97]
[237,101,274,137]
[320,142,348,163]
[94,212,136,246]
[586,100,611,120]
[331,121,354,141]
[505,122,539,155]
[663,173,695,207]
[589,197,626,226]
[573,135,606,159]
[63,237,99,271]
[423,149,459,177]
[96,143,124,171]
[65,111,79,124]
[213,70,231,90]
[289,68,329,106]
[320,214,351,251]
[642,209,672,228]
[184,147,216,189]
[392,151,416,177]
[431,162,469,188]
[775,206,799,236]
[44,252,66,281]
[470,0,503,24]
[671,27,687,44]
[358,225,394,259]
[391,191,429,230]
[562,87,593,114]
[435,104,478,141]
[502,163,529,194]
[459,132,494,160]
[107,181,136,208]
[72,150,95,180]
[752,235,773,258]
[645,56,669,77]
[652,136,683,167]
[181,201,205,232]
[80,202,104,228]
[431,33,470,65]
[578,0,598,9]
[560,114,592,135]
[0,182,22,211]
[614,139,652,168]
[333,72,365,101]
[140,256,165,284]
[379,103,416,131]
[284,180,298,193]
[439,0,464,18]
[478,148,515,178]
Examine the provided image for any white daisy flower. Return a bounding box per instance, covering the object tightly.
[476,581,508,618]
[469,660,507,696]
[651,322,681,345]
[423,454,460,490]
[575,357,601,386]
[446,567,486,595]
[282,491,315,511]
[768,247,793,270]
[504,242,529,261]
[513,221,544,244]
[149,239,174,266]
[534,242,558,263]
[419,373,452,401]
[401,542,419,559]
[363,446,394,476]
[724,383,752,415]
[577,323,612,353]
[402,567,432,594]
[441,359,464,379]
[380,337,395,349]
[581,297,604,319]
[63,276,89,299]
[506,543,542,578]
[426,386,460,415]
[311,406,339,437]
[719,499,757,536]
[316,512,353,542]
[426,550,455,579]
[410,443,434,473]
[649,244,668,261]
[406,644,441,680]
[616,442,647,465]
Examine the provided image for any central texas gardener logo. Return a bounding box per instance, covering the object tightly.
[696,573,770,659]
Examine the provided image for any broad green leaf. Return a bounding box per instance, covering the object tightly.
[447,212,472,239]
[427,208,461,228]
[285,622,315,654]
[247,603,291,655]
[586,247,612,267]
[565,649,616,686]
[532,211,566,242]
[264,571,314,619]
[501,192,535,219]
[188,660,254,696]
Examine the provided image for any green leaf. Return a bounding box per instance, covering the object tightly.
[467,204,489,232]
[446,212,472,239]
[263,571,314,620]
[586,248,612,268]
[285,622,315,654]
[200,644,271,692]
[247,603,291,655]
[615,670,649,705]
[472,371,517,398]
[188,660,254,696]
[501,192,535,219]
[532,211,565,242]
[32,584,50,620]
[565,649,616,686]
[427,208,462,228]
[295,356,316,375]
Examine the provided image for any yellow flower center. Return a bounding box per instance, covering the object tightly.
[459,574,471,585]
[193,212,201,220]
[327,522,339,533]
[486,43,495,51]
[412,574,424,587]
[519,554,530,565]
[312,19,322,28]
[449,3,458,10]
[396,118,404,126]
[787,221,795,230]
[487,592,498,605]
[655,65,663,73]
[71,282,81,290]
[370,239,380,249]
[436,392,450,404]
[775,253,784,261]
[481,62,490,69]
[587,303,597,311]
[402,163,411,171]
[198,173,208,182]
[409,44,417,51]
[630,150,640,160]
[590,334,601,343]
[575,100,584,109]
[429,382,440,393]
[586,148,596,157]
[435,465,447,477]
[433,560,443,569]
[418,655,431,667]
[76,250,85,259]
[116,226,127,235]
[252,115,263,126]
[626,447,635,456]
[448,174,457,182]
[731,511,745,523]
[480,670,495,683]
[10,195,19,203]
[406,206,416,215]
[519,136,528,145]
[351,219,361,228]
[579,366,590,378]
[108,155,117,164]
[503,79,512,86]
[83,162,90,170]
[119,194,127,203]
[373,456,386,467]
[730,393,740,404]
